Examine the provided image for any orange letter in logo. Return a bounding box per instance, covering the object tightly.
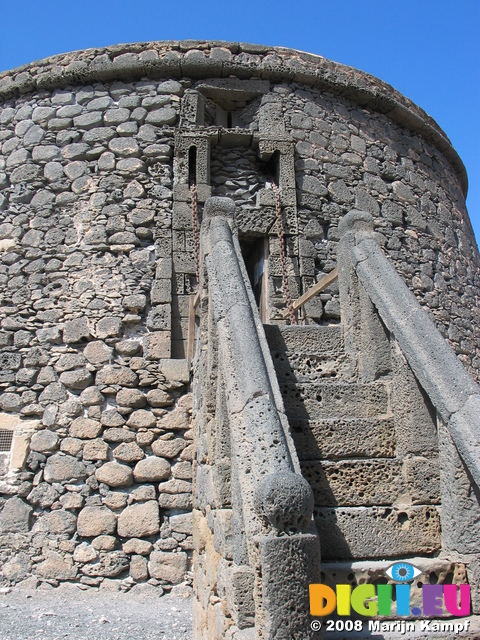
[309,584,336,616]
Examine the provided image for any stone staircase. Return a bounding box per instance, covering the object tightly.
[264,323,420,561]
[264,323,476,634]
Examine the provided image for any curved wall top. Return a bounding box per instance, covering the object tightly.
[0,40,468,195]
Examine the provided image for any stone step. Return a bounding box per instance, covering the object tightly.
[264,323,343,355]
[314,505,441,561]
[265,324,348,383]
[303,458,440,508]
[281,381,390,420]
[301,458,440,508]
[302,459,402,507]
[271,349,348,383]
[290,417,395,460]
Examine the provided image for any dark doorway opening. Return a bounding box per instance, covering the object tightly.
[240,237,269,323]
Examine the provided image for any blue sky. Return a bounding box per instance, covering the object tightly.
[1,0,479,244]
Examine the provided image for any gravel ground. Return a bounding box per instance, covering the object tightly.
[0,585,193,640]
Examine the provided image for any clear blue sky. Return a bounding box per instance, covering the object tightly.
[1,0,479,244]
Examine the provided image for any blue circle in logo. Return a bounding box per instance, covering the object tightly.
[385,562,422,582]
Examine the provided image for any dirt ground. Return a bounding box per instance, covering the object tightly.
[0,584,193,640]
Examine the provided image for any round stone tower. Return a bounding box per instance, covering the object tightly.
[0,42,479,635]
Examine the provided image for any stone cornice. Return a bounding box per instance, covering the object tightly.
[0,40,467,195]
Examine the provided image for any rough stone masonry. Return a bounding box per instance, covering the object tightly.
[0,40,479,638]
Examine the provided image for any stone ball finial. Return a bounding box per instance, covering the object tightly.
[254,471,314,532]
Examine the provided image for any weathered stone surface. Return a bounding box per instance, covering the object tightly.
[100,409,126,427]
[146,388,173,407]
[103,427,136,443]
[59,369,93,390]
[122,538,153,555]
[133,456,171,482]
[79,386,105,406]
[29,429,59,453]
[1,552,31,582]
[80,551,129,577]
[0,497,32,533]
[148,550,187,583]
[59,492,84,510]
[96,365,138,387]
[77,506,117,537]
[43,453,87,483]
[83,340,113,364]
[95,461,133,487]
[314,506,441,560]
[63,317,90,343]
[82,438,109,461]
[169,513,193,535]
[130,554,149,581]
[158,493,192,510]
[36,551,77,580]
[73,542,98,563]
[157,402,190,431]
[92,535,117,551]
[27,482,59,508]
[116,388,147,408]
[60,437,83,456]
[102,491,128,510]
[117,500,160,538]
[151,437,186,459]
[157,479,192,494]
[41,509,77,534]
[69,417,102,439]
[113,441,145,463]
[126,409,156,429]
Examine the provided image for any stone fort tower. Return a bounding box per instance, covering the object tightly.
[0,41,479,638]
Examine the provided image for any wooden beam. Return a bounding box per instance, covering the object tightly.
[187,293,197,362]
[284,268,338,316]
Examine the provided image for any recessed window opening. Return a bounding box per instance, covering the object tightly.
[264,150,281,187]
[188,146,197,186]
[240,237,269,323]
[0,429,13,453]
[227,111,233,128]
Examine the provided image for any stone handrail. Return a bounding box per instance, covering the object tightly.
[338,210,480,488]
[198,196,320,638]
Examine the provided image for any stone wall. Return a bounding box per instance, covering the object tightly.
[0,77,194,591]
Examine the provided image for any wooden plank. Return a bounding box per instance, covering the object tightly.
[193,290,201,310]
[187,293,197,362]
[284,268,338,316]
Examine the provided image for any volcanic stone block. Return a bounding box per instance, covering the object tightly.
[69,417,102,439]
[301,459,404,507]
[117,501,160,537]
[43,454,87,483]
[290,417,395,460]
[148,550,187,583]
[77,506,117,537]
[29,429,59,453]
[36,552,78,580]
[133,456,171,482]
[314,506,441,560]
[63,317,90,343]
[0,497,32,533]
[95,461,133,487]
[280,381,389,420]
